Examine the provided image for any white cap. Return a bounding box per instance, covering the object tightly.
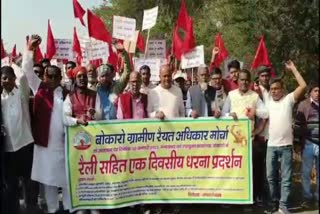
[173,70,187,80]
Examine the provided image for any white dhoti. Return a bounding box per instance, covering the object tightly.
[31,88,70,211]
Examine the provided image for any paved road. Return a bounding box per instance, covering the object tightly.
[22,181,319,214]
[175,204,319,214]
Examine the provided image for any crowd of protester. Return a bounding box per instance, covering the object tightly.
[1,35,318,214]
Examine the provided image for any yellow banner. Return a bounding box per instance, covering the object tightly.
[66,118,252,211]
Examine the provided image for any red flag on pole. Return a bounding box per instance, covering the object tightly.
[136,32,145,52]
[1,39,6,59]
[251,36,275,77]
[172,0,195,60]
[107,45,119,72]
[11,44,17,59]
[46,20,56,60]
[87,9,112,44]
[36,47,44,63]
[210,33,228,68]
[176,0,189,31]
[72,0,86,26]
[72,27,82,65]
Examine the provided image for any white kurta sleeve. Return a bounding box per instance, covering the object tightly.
[12,63,30,101]
[147,90,157,118]
[22,49,41,95]
[63,95,78,126]
[185,91,192,117]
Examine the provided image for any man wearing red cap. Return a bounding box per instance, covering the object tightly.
[63,66,102,126]
[63,66,102,214]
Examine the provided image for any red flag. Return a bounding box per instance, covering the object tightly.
[136,32,145,52]
[87,9,112,44]
[176,0,189,31]
[11,44,17,59]
[89,59,103,68]
[251,36,275,77]
[172,0,195,60]
[35,47,44,63]
[72,27,82,65]
[72,0,86,26]
[46,20,56,60]
[211,33,228,68]
[1,39,6,59]
[107,45,119,72]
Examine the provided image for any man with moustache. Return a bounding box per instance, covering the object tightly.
[147,64,184,214]
[117,71,148,119]
[186,64,219,118]
[265,60,306,214]
[148,64,185,120]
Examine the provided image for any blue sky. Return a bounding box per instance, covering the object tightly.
[1,0,104,53]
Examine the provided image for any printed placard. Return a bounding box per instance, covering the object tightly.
[113,16,136,41]
[54,39,74,60]
[181,45,205,69]
[142,6,159,30]
[80,39,109,65]
[146,40,166,58]
[133,57,167,81]
[124,31,139,53]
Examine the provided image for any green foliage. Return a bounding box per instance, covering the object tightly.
[93,0,319,87]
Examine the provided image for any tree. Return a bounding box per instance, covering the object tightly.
[93,0,319,86]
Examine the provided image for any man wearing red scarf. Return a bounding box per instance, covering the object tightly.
[24,35,70,214]
[63,66,102,214]
[63,66,102,125]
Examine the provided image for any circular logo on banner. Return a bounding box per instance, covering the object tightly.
[73,131,92,150]
[230,125,247,147]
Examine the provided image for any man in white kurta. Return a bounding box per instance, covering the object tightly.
[1,63,35,213]
[147,65,185,119]
[147,64,184,214]
[23,35,71,214]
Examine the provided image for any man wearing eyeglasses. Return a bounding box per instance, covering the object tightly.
[24,35,71,214]
[64,61,76,91]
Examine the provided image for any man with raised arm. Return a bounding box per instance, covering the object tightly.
[265,60,307,214]
[24,35,71,214]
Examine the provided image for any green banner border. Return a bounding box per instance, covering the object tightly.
[66,118,252,209]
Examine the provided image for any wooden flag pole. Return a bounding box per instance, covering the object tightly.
[191,67,194,85]
[144,29,150,58]
[128,41,132,53]
[89,37,93,66]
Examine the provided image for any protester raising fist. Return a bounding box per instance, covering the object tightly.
[28,34,41,51]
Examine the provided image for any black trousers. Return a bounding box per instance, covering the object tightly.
[252,138,268,200]
[3,143,39,214]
